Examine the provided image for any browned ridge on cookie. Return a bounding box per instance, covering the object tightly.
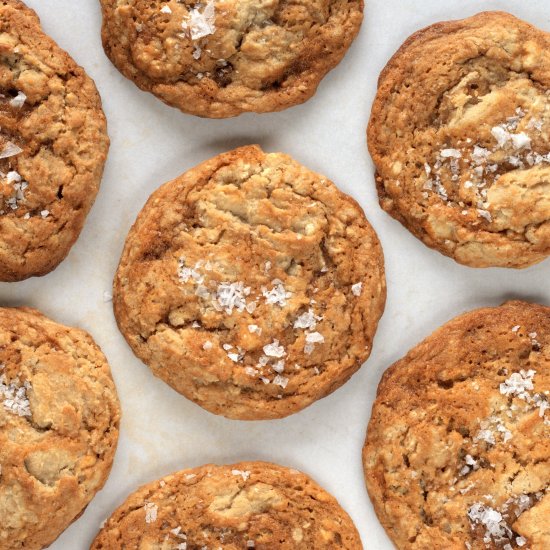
[368,11,550,268]
[99,0,364,118]
[0,0,109,281]
[91,461,363,549]
[113,145,386,420]
[363,300,550,549]
[0,307,120,550]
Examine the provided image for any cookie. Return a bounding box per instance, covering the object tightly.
[0,0,109,281]
[363,301,550,549]
[0,307,120,550]
[113,145,385,420]
[99,0,363,118]
[91,461,362,549]
[367,12,550,268]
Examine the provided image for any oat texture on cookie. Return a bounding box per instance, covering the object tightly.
[99,0,364,117]
[368,12,550,268]
[363,301,550,550]
[0,308,120,550]
[113,145,385,420]
[91,462,363,549]
[0,0,109,281]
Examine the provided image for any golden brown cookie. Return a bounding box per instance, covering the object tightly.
[368,12,550,268]
[363,301,550,549]
[0,0,109,281]
[113,145,386,420]
[99,0,363,118]
[91,461,362,549]
[0,307,120,550]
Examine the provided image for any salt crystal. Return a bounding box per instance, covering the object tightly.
[181,0,216,41]
[510,132,531,150]
[263,340,285,358]
[231,469,250,481]
[144,502,158,523]
[9,91,26,108]
[262,280,291,307]
[0,141,22,159]
[351,282,363,296]
[440,148,462,159]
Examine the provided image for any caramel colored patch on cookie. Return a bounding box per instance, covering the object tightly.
[0,307,120,550]
[113,145,385,420]
[363,301,550,549]
[99,0,363,118]
[368,12,550,268]
[0,0,109,281]
[91,462,362,549]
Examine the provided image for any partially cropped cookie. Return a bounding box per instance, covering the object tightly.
[91,461,362,549]
[99,0,363,118]
[0,308,120,550]
[363,301,550,549]
[114,145,385,420]
[0,0,109,281]
[368,12,550,268]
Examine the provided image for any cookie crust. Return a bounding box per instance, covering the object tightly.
[113,145,386,420]
[0,0,109,281]
[99,0,363,118]
[0,307,120,550]
[368,12,550,268]
[91,461,362,549]
[363,301,550,549]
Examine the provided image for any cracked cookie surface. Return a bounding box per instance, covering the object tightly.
[363,301,550,549]
[368,11,550,268]
[0,307,120,550]
[91,461,362,549]
[113,145,385,420]
[99,0,363,118]
[0,0,109,281]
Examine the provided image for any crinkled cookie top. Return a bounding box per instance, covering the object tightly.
[91,462,362,549]
[0,307,120,550]
[100,0,363,117]
[363,301,550,550]
[0,0,109,281]
[368,12,550,268]
[114,145,385,420]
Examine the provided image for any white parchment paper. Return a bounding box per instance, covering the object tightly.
[3,1,549,548]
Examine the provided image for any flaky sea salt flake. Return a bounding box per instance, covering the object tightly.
[9,91,26,108]
[263,340,286,358]
[262,279,291,307]
[231,469,250,481]
[0,141,22,159]
[144,502,158,523]
[181,0,216,41]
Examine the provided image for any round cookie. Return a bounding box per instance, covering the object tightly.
[367,12,550,268]
[91,461,362,549]
[113,145,386,420]
[0,0,109,281]
[99,0,364,118]
[363,301,550,549]
[0,307,120,550]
